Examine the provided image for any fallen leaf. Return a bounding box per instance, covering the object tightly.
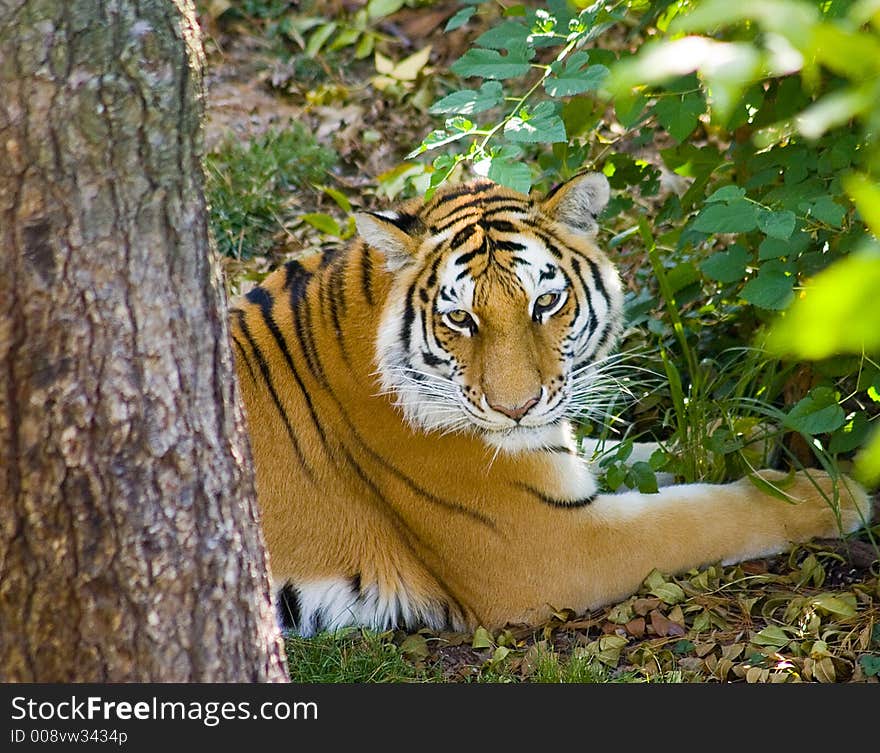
[649,609,685,637]
[651,582,686,605]
[400,634,429,661]
[751,625,792,648]
[633,597,662,616]
[814,656,837,683]
[811,592,858,619]
[471,626,493,649]
[624,617,646,638]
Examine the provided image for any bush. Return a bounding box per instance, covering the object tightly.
[412,0,880,491]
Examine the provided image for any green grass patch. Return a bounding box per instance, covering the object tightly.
[205,123,336,259]
[284,629,678,683]
[285,629,439,683]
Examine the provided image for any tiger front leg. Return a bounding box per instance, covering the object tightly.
[568,470,871,612]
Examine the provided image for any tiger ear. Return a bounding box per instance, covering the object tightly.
[540,172,610,237]
[355,211,419,271]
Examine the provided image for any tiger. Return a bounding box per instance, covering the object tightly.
[229,172,872,636]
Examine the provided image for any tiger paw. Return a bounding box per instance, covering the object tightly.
[751,469,872,538]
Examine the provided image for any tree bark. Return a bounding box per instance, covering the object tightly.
[0,0,288,682]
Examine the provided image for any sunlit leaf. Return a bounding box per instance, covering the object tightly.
[650,582,685,605]
[829,413,871,454]
[305,22,337,58]
[391,46,433,82]
[366,0,404,21]
[810,593,857,619]
[471,626,494,649]
[669,0,819,48]
[300,212,341,236]
[429,81,504,116]
[853,427,880,486]
[752,625,792,648]
[504,102,566,144]
[610,37,760,117]
[795,86,873,140]
[843,172,880,237]
[764,248,880,358]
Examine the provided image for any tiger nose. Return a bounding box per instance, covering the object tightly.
[490,394,540,421]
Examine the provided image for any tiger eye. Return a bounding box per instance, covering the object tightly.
[447,309,471,324]
[535,292,558,309]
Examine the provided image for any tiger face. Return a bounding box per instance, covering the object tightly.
[357,173,624,452]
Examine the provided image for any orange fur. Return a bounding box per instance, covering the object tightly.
[230,175,870,635]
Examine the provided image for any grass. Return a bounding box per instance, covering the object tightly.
[286,629,438,683]
[205,123,336,259]
[284,628,681,684]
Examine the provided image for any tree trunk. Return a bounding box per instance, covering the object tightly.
[0,0,288,682]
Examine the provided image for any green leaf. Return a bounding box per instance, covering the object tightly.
[804,195,846,228]
[829,413,871,454]
[783,387,846,435]
[300,212,341,235]
[366,0,404,20]
[859,655,880,678]
[487,157,532,194]
[843,172,880,237]
[810,593,857,619]
[705,185,746,203]
[692,199,758,234]
[673,639,695,655]
[474,19,531,50]
[318,185,352,213]
[504,102,566,143]
[758,230,809,260]
[701,244,749,283]
[614,92,648,129]
[752,626,791,648]
[854,426,880,486]
[445,6,475,31]
[796,86,873,140]
[399,633,429,660]
[544,55,609,97]
[471,626,494,649]
[631,461,659,494]
[305,22,337,58]
[667,261,699,295]
[741,266,794,310]
[756,208,796,240]
[604,463,627,492]
[650,582,685,605]
[653,90,706,143]
[764,248,880,358]
[429,81,504,115]
[451,45,533,80]
[747,468,796,501]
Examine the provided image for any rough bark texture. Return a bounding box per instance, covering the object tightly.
[0,0,288,682]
